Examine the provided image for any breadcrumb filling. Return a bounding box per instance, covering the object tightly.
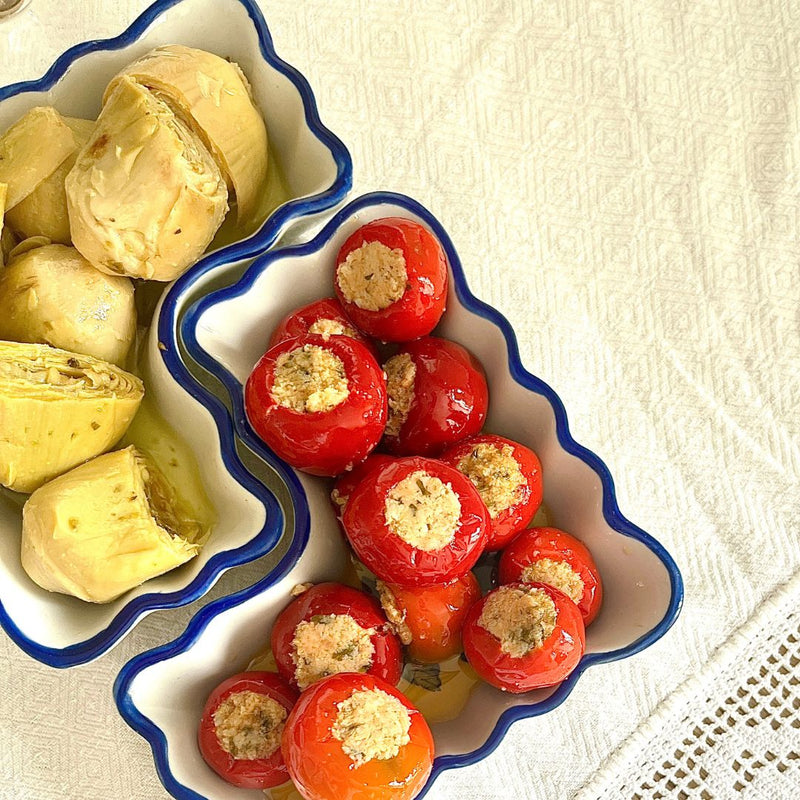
[376,580,413,645]
[331,688,411,766]
[330,487,347,511]
[213,690,286,760]
[270,344,348,413]
[384,470,461,552]
[457,443,525,518]
[308,317,358,340]
[291,613,375,690]
[384,353,416,437]
[478,585,557,659]
[521,558,584,604]
[337,240,408,311]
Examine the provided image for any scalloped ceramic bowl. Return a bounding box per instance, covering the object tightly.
[115,192,683,799]
[0,0,352,667]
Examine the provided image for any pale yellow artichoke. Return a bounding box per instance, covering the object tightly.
[21,446,200,603]
[0,244,136,365]
[107,44,268,225]
[66,76,229,281]
[0,341,144,492]
[0,107,79,210]
[5,118,94,244]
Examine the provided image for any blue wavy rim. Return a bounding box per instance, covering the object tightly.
[0,0,351,668]
[115,190,684,799]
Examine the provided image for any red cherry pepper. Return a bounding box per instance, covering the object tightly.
[334,217,447,342]
[462,582,585,693]
[383,336,488,457]
[270,582,403,691]
[282,673,434,800]
[268,296,376,355]
[245,334,387,476]
[440,433,543,551]
[342,456,489,587]
[379,571,482,663]
[197,671,298,789]
[499,527,603,625]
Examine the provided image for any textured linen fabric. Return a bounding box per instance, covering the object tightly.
[1,1,799,799]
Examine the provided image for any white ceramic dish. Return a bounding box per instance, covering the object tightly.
[0,0,352,667]
[115,192,683,799]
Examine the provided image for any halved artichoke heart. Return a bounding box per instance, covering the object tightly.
[66,76,229,281]
[21,446,201,603]
[107,45,268,225]
[5,117,95,244]
[0,107,79,210]
[0,341,144,492]
[0,244,136,366]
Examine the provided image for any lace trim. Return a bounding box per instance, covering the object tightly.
[577,571,800,799]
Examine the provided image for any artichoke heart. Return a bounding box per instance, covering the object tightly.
[21,446,201,603]
[0,107,79,210]
[0,244,136,365]
[5,118,95,244]
[0,341,144,492]
[107,45,268,225]
[66,76,229,281]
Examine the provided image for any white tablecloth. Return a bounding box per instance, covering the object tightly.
[1,2,798,799]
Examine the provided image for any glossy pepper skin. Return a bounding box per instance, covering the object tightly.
[334,217,448,343]
[197,671,298,789]
[244,333,387,476]
[268,296,376,355]
[499,527,603,625]
[342,456,489,588]
[440,433,544,551]
[462,582,585,693]
[281,673,434,800]
[380,571,482,663]
[330,453,398,518]
[270,583,403,691]
[383,336,489,457]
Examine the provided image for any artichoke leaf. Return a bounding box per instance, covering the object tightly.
[7,235,51,260]
[0,107,78,210]
[66,77,228,281]
[0,182,6,268]
[21,446,200,603]
[107,45,268,225]
[0,224,16,270]
[63,117,95,140]
[0,341,144,492]
[0,244,136,365]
